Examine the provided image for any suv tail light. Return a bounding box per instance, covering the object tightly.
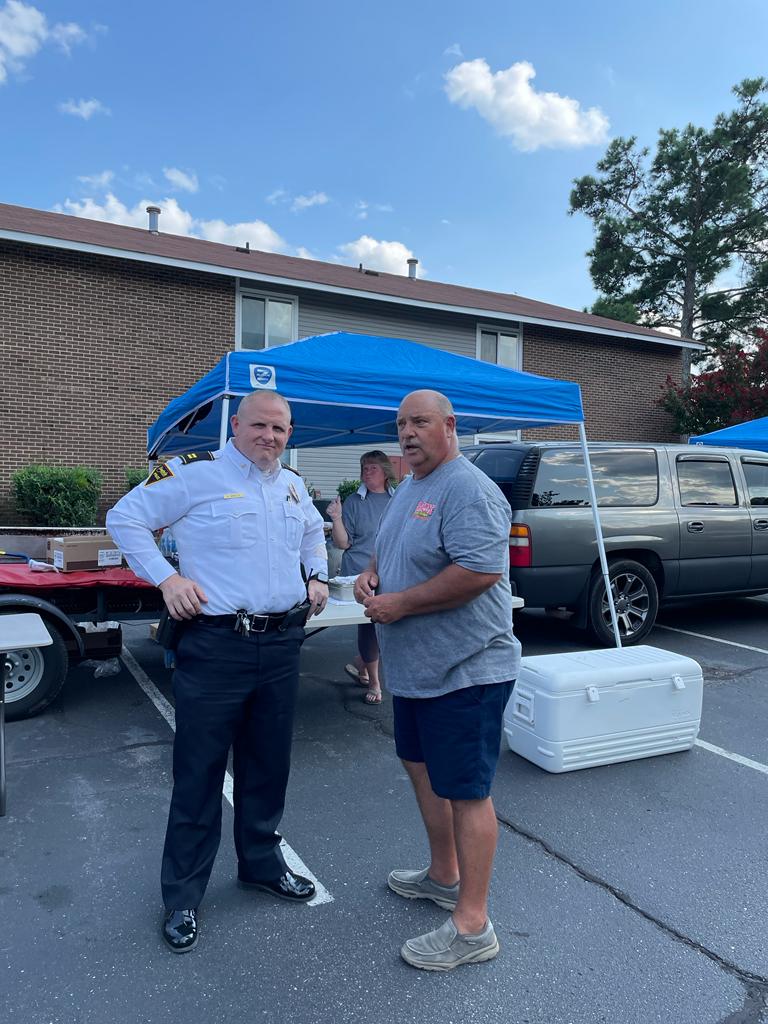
[509,524,531,567]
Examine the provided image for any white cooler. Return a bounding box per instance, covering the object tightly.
[504,645,703,773]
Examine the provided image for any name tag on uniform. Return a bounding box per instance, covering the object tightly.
[223,493,245,499]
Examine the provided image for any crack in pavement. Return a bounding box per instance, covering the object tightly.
[9,739,172,768]
[496,811,768,998]
[301,671,394,738]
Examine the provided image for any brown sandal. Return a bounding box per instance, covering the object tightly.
[345,663,369,685]
[364,689,382,704]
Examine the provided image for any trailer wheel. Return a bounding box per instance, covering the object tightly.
[2,619,69,721]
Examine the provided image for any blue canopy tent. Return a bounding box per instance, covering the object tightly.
[146,331,622,644]
[690,416,768,454]
[148,332,584,456]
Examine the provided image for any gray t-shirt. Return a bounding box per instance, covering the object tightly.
[340,490,391,575]
[374,455,521,698]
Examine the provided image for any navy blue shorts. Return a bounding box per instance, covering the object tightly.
[393,681,514,800]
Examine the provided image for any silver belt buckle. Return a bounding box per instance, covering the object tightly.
[250,613,270,633]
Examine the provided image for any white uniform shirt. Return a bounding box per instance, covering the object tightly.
[106,441,328,615]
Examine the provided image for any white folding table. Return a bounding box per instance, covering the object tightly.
[304,595,524,636]
[0,613,52,817]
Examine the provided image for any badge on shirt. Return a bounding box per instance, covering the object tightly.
[145,463,174,486]
[413,500,436,519]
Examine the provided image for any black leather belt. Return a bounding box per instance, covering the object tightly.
[196,611,289,633]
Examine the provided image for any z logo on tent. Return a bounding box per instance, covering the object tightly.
[249,365,277,390]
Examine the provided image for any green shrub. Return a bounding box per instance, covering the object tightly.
[125,467,148,491]
[12,465,102,527]
[337,478,361,502]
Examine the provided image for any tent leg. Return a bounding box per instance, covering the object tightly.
[579,424,622,649]
[219,397,231,449]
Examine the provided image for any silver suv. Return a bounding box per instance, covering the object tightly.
[463,442,768,644]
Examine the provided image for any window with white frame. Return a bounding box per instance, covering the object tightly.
[239,291,297,350]
[474,324,522,442]
[477,325,521,369]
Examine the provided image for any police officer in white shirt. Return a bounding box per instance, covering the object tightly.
[107,391,329,953]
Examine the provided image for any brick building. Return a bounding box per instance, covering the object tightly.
[0,201,703,520]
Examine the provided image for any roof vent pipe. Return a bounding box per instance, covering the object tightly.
[146,206,161,234]
[407,257,418,280]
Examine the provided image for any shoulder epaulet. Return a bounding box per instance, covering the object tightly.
[282,464,301,476]
[178,451,216,465]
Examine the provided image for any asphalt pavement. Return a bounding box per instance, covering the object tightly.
[2,598,767,1024]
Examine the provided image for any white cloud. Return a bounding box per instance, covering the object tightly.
[444,58,609,152]
[0,1,87,84]
[198,216,286,251]
[49,20,85,54]
[266,187,288,205]
[443,43,463,58]
[356,199,393,220]
[59,97,110,120]
[291,191,329,213]
[163,166,198,193]
[54,193,290,252]
[77,169,113,189]
[337,235,421,276]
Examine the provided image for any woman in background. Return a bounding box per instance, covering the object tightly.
[327,450,397,704]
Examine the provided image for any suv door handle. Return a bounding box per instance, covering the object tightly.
[754,519,768,531]
[687,521,704,533]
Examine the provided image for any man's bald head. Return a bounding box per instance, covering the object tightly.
[396,390,458,480]
[399,390,454,419]
[236,390,292,419]
[231,390,293,469]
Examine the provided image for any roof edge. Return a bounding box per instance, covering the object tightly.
[0,225,705,351]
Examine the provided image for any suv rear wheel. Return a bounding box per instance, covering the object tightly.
[587,559,659,646]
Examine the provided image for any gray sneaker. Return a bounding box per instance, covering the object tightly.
[401,917,499,971]
[387,868,459,911]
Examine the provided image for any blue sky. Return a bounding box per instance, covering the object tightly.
[1,0,766,310]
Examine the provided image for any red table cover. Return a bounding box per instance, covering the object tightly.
[0,564,155,590]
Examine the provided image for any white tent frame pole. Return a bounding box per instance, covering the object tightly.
[219,397,231,449]
[578,423,622,648]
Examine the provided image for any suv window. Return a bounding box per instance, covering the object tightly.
[470,448,528,504]
[531,449,659,507]
[676,457,738,506]
[742,460,768,506]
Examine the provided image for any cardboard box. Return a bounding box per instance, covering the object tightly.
[49,535,123,572]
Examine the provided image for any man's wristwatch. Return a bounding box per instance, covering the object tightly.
[307,570,329,585]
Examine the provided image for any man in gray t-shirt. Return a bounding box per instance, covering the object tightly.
[354,389,520,972]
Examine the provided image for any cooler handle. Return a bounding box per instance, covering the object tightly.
[512,691,534,724]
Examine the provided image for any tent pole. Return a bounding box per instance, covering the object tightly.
[219,397,230,449]
[578,423,622,648]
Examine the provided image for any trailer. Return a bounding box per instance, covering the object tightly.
[0,564,164,720]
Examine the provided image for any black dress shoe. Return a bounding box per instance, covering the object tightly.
[162,909,198,953]
[238,869,316,903]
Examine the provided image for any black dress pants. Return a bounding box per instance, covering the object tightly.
[161,619,303,910]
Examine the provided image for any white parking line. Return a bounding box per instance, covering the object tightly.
[694,738,768,776]
[120,645,334,906]
[654,625,768,777]
[655,623,768,657]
